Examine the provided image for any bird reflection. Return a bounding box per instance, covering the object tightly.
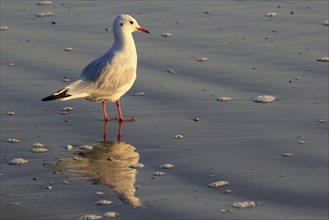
[57,122,142,207]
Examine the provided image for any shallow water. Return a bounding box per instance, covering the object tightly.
[1,1,328,219]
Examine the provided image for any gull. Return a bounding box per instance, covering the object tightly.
[42,14,149,121]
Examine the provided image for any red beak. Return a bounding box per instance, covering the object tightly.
[137,27,150,34]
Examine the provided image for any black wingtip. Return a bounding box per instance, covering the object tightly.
[41,96,56,101]
[42,88,71,102]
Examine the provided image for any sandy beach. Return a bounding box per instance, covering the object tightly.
[1,1,328,219]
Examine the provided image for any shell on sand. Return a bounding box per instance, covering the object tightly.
[232,201,257,208]
[196,57,208,62]
[0,26,9,31]
[173,134,184,139]
[7,111,16,116]
[64,47,74,51]
[208,180,229,188]
[79,145,94,150]
[64,145,74,150]
[6,138,21,143]
[94,199,113,205]
[161,32,172,37]
[72,156,84,161]
[129,163,144,169]
[62,107,74,112]
[217,97,232,101]
[166,68,176,74]
[316,57,329,62]
[133,92,145,96]
[103,212,120,218]
[8,158,28,165]
[33,142,45,148]
[37,1,52,6]
[95,191,104,196]
[253,95,277,103]
[193,117,200,122]
[282,153,293,157]
[62,77,70,82]
[36,12,54,17]
[78,214,102,220]
[265,12,277,17]
[160,163,175,169]
[153,171,166,176]
[31,148,49,153]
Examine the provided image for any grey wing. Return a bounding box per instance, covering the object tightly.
[80,57,109,82]
[81,65,137,102]
[96,63,136,90]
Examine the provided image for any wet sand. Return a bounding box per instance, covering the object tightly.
[1,1,328,219]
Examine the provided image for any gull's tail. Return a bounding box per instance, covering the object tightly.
[42,88,71,101]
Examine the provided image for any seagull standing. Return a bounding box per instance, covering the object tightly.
[42,14,149,121]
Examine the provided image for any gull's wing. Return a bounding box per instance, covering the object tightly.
[63,56,136,102]
[80,53,136,89]
[80,56,110,82]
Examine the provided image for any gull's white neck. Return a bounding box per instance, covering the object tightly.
[109,31,137,61]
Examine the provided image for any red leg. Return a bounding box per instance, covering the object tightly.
[116,99,135,122]
[102,101,116,121]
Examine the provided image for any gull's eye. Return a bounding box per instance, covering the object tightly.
[129,21,134,25]
[120,22,124,27]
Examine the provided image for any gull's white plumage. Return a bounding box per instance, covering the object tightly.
[42,14,149,121]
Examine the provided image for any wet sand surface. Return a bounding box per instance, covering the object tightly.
[1,1,328,219]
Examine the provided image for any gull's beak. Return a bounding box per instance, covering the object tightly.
[137,27,150,34]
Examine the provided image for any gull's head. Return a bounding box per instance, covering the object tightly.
[113,14,150,35]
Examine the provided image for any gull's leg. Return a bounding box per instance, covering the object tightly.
[102,101,116,121]
[116,99,135,122]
